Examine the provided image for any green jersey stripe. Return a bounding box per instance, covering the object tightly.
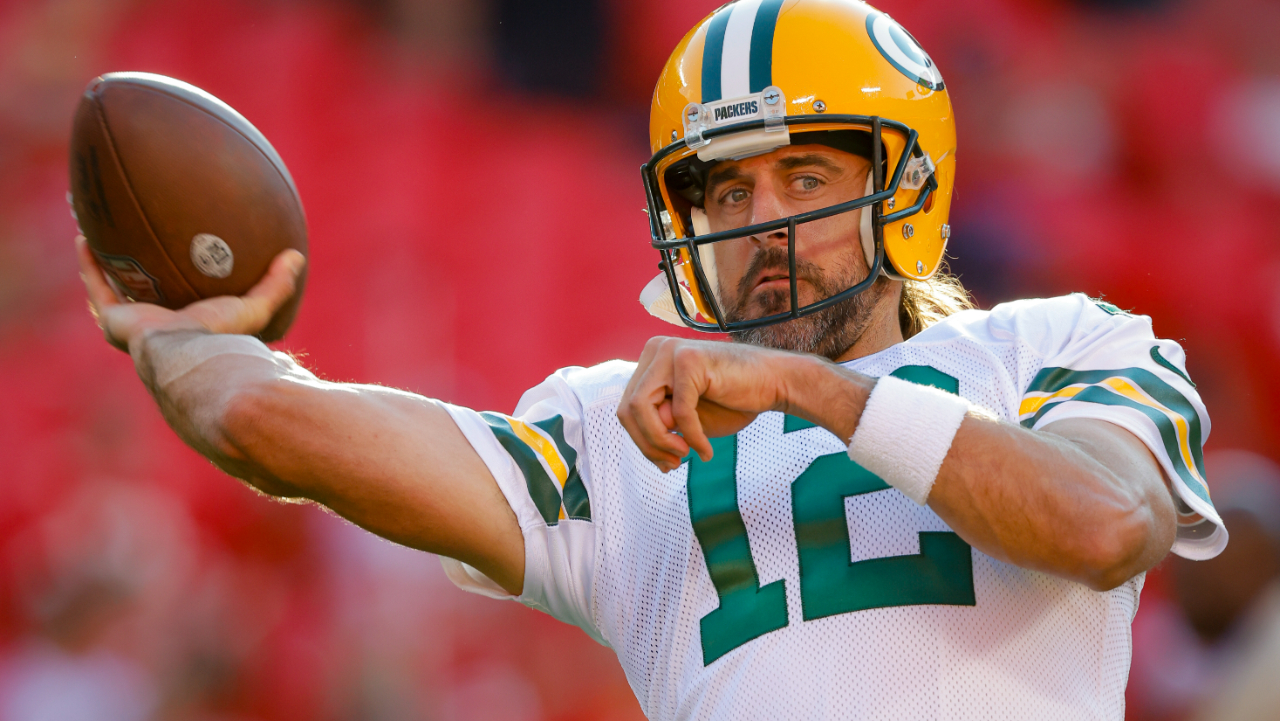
[480,412,563,525]
[1020,378,1209,503]
[533,416,592,521]
[1024,366,1205,479]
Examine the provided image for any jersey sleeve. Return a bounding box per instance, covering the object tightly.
[1007,294,1225,560]
[438,368,605,646]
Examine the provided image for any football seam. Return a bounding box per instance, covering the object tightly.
[114,82,307,226]
[91,92,202,303]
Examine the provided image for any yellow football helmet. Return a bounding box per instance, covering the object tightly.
[639,0,956,331]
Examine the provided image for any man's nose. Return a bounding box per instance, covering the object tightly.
[748,183,790,248]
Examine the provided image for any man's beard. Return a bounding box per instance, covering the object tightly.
[720,246,889,360]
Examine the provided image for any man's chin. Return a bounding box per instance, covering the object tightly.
[724,277,887,359]
[737,289,816,322]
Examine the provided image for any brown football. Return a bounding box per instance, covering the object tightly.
[69,72,308,342]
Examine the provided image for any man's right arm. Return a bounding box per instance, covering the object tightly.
[79,237,524,595]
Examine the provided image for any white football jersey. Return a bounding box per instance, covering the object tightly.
[439,294,1224,721]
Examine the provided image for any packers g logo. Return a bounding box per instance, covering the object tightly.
[866,12,944,91]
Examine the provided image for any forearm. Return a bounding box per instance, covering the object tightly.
[130,330,524,588]
[929,418,1171,590]
[786,358,1173,590]
[129,328,313,494]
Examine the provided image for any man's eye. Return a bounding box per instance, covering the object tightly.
[798,177,820,191]
[724,188,748,204]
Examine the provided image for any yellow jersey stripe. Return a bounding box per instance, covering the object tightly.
[507,418,570,520]
[1096,377,1204,485]
[1019,376,1205,486]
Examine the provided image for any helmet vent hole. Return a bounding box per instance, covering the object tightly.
[922,191,936,213]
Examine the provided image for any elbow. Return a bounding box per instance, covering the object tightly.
[1079,548,1142,592]
[1077,503,1170,592]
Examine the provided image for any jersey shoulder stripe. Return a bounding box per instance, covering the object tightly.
[532,415,591,520]
[479,411,591,524]
[1020,366,1208,502]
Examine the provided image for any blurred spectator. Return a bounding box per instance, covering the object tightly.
[0,481,193,721]
[0,645,155,721]
[495,0,605,97]
[351,0,493,81]
[1212,77,1280,194]
[1192,589,1280,720]
[1129,450,1280,720]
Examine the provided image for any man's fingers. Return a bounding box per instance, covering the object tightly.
[243,249,304,308]
[617,402,685,471]
[670,370,713,462]
[624,356,693,469]
[203,249,303,334]
[75,235,123,311]
[619,337,694,471]
[629,386,690,466]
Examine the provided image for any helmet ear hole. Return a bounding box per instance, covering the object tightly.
[922,190,936,213]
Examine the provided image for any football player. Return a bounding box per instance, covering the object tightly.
[77,1,1224,718]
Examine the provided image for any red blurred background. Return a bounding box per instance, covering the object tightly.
[1,0,1278,718]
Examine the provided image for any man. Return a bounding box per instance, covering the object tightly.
[78,1,1224,718]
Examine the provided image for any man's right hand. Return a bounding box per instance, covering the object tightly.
[75,235,305,353]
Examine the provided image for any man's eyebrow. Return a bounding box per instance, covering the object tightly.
[704,153,854,198]
[775,153,847,174]
[705,165,749,194]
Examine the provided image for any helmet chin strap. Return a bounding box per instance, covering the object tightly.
[860,171,878,274]
[689,207,721,304]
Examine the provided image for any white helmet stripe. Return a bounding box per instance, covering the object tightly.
[720,0,766,100]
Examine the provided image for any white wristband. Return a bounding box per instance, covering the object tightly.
[847,375,971,505]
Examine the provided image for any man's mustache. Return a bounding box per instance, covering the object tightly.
[733,246,822,302]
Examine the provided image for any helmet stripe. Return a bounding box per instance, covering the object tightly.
[700,7,733,102]
[720,0,764,99]
[748,0,785,93]
[701,0,787,103]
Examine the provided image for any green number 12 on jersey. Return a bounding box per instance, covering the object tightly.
[686,366,976,665]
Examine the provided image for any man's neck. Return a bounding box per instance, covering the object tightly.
[833,282,905,363]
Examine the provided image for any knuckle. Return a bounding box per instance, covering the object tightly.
[617,409,635,429]
[673,344,700,365]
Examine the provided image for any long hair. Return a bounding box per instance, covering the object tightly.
[898,263,974,339]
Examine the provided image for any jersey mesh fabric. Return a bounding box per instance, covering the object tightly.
[445,294,1220,721]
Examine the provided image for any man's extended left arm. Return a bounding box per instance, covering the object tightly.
[618,336,1175,592]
